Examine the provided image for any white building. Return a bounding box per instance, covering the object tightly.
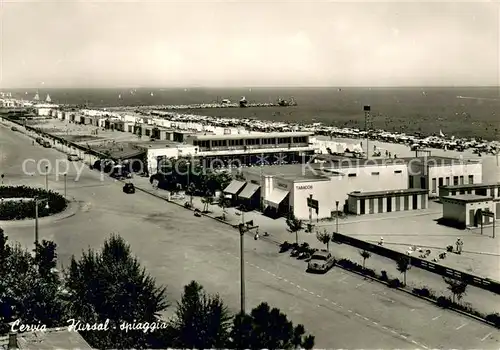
[33,103,59,116]
[228,158,409,220]
[407,156,482,198]
[441,195,496,229]
[137,143,199,174]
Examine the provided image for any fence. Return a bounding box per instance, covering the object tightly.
[332,232,500,294]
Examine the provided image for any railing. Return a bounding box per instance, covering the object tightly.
[198,143,311,152]
[332,232,500,294]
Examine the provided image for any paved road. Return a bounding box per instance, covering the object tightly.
[0,124,498,349]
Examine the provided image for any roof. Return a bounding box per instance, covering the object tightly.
[441,183,500,190]
[243,164,332,182]
[90,143,146,159]
[239,183,260,199]
[134,140,192,149]
[398,156,480,167]
[348,188,428,198]
[0,328,92,350]
[188,131,313,141]
[224,180,246,194]
[441,194,492,203]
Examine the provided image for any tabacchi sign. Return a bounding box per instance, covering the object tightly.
[296,185,313,190]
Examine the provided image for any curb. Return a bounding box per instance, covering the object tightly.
[331,264,498,329]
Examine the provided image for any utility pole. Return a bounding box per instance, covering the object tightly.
[335,200,339,233]
[309,194,313,227]
[364,105,371,159]
[45,166,48,190]
[34,198,49,245]
[64,173,67,198]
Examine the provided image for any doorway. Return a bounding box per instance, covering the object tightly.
[386,196,392,212]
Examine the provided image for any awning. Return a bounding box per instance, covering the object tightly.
[224,180,246,195]
[266,188,289,208]
[239,183,260,199]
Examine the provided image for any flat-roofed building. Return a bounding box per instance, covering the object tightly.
[406,156,482,198]
[234,158,409,220]
[348,188,429,215]
[186,131,317,168]
[441,194,496,229]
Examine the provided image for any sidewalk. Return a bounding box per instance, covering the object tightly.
[129,179,500,315]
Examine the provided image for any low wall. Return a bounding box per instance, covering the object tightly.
[332,232,500,294]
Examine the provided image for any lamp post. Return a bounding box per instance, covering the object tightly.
[335,200,339,233]
[63,173,67,198]
[44,165,49,190]
[34,198,50,245]
[239,223,246,314]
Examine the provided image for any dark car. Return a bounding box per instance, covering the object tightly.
[123,183,135,194]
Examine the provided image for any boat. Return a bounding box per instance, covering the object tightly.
[34,92,40,101]
[239,96,248,108]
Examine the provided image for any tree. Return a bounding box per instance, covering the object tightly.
[443,277,468,304]
[0,230,65,335]
[229,302,315,349]
[202,193,213,213]
[168,281,231,349]
[396,256,411,286]
[217,191,228,221]
[187,182,196,207]
[64,234,169,349]
[316,230,331,251]
[359,250,371,269]
[286,212,303,245]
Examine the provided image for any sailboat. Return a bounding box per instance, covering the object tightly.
[46,94,51,103]
[150,92,154,97]
[118,94,122,99]
[34,92,40,101]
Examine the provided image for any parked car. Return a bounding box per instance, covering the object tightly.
[68,154,79,161]
[10,126,18,132]
[307,250,335,273]
[42,141,52,148]
[123,183,135,194]
[36,137,43,144]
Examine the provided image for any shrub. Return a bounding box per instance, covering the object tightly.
[363,268,376,278]
[485,313,500,328]
[437,296,452,308]
[0,186,67,220]
[388,278,401,288]
[412,287,432,298]
[446,245,453,252]
[379,270,389,282]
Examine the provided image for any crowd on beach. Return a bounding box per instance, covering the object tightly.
[145,110,500,156]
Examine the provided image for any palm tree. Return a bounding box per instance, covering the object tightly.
[359,250,371,269]
[286,212,303,245]
[316,230,331,251]
[201,193,213,213]
[217,192,227,221]
[396,256,411,286]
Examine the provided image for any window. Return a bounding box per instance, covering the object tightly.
[451,191,456,195]
[453,176,459,186]
[394,170,402,174]
[459,176,464,185]
[468,175,474,184]
[371,172,380,176]
[348,173,357,177]
[445,177,450,186]
[432,178,437,193]
[459,190,465,194]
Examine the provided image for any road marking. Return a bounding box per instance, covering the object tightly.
[456,322,468,330]
[309,291,314,295]
[391,330,398,334]
[283,279,288,282]
[411,340,418,345]
[481,332,492,341]
[400,335,407,339]
[271,273,276,276]
[420,344,429,349]
[382,326,388,330]
[331,301,337,305]
[316,294,321,298]
[338,305,343,308]
[363,317,369,321]
[432,315,441,321]
[372,322,378,325]
[356,282,365,288]
[410,309,415,312]
[355,313,362,317]
[348,309,353,313]
[302,287,308,292]
[289,282,296,286]
[324,298,329,302]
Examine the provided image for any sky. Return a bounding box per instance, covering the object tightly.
[0,0,498,88]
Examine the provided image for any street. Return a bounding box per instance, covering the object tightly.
[0,124,498,349]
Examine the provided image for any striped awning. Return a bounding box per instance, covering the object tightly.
[239,183,260,199]
[223,180,246,195]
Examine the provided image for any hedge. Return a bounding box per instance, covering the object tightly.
[0,186,67,220]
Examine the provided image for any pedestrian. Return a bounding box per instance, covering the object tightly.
[379,237,384,246]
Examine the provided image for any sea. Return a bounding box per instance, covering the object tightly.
[4,87,500,140]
